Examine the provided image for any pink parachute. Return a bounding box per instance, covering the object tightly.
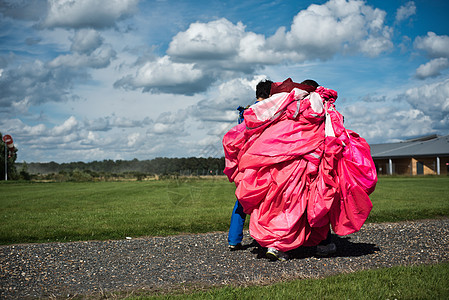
[223,80,377,251]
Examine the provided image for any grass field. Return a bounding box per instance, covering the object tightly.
[1,176,448,299]
[0,177,236,244]
[136,262,449,300]
[1,176,448,244]
[366,176,449,223]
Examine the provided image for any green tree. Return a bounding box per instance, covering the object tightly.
[0,132,18,180]
[19,161,32,180]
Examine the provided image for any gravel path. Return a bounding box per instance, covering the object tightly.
[1,218,448,299]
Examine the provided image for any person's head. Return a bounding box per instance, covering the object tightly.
[300,79,319,88]
[256,79,273,99]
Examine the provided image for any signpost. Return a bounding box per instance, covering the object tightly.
[2,134,14,181]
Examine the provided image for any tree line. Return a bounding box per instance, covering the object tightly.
[2,132,227,181]
[16,157,226,178]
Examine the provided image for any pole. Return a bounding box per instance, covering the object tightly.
[437,157,440,175]
[388,159,393,175]
[4,141,7,181]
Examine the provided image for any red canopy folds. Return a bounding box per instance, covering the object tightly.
[223,83,377,251]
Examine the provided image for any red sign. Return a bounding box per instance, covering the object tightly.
[2,134,14,149]
[2,134,12,143]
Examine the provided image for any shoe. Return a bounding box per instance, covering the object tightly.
[316,242,337,256]
[229,243,243,251]
[266,247,289,261]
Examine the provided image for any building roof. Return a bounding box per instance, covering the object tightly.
[370,134,449,158]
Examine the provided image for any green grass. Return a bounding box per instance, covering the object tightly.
[367,176,449,222]
[129,262,449,299]
[0,178,238,244]
[0,176,448,244]
[1,176,448,299]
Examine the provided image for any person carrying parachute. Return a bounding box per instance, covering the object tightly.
[223,78,377,261]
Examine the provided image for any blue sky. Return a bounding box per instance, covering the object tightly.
[1,0,448,163]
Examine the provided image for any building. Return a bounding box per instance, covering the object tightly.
[370,134,449,176]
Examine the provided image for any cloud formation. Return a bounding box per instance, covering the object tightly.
[404,79,449,128]
[414,32,449,59]
[342,78,449,141]
[414,32,449,79]
[116,0,394,95]
[0,59,79,108]
[70,29,104,54]
[0,0,48,21]
[271,0,392,58]
[114,56,207,95]
[41,0,139,29]
[168,19,245,61]
[395,1,416,23]
[0,0,448,163]
[415,58,449,79]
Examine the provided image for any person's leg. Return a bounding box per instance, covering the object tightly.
[319,230,332,245]
[228,200,246,249]
[316,228,337,256]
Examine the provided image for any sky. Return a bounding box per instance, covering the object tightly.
[1,0,448,163]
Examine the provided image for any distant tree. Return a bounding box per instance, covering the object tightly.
[19,161,32,180]
[71,169,93,182]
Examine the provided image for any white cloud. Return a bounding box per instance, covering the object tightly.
[150,122,180,135]
[146,110,188,136]
[84,117,112,132]
[48,45,116,69]
[168,18,283,73]
[414,32,449,59]
[87,131,97,142]
[134,56,202,86]
[238,31,285,64]
[52,116,79,136]
[404,79,449,119]
[343,78,449,142]
[27,123,48,137]
[415,58,449,79]
[413,32,449,79]
[46,29,114,69]
[70,29,104,54]
[189,76,257,123]
[127,132,140,147]
[0,0,47,21]
[11,97,31,114]
[168,18,244,60]
[171,0,393,64]
[343,103,434,143]
[270,0,392,58]
[110,117,134,128]
[5,119,47,137]
[42,0,139,29]
[83,115,151,132]
[114,56,206,94]
[0,59,80,108]
[116,0,394,95]
[134,76,261,157]
[109,0,402,101]
[395,1,416,23]
[2,0,447,163]
[359,34,393,57]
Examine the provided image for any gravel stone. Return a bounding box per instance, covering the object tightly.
[1,218,448,298]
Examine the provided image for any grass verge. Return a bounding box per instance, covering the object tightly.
[367,176,449,223]
[0,178,237,244]
[123,262,449,299]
